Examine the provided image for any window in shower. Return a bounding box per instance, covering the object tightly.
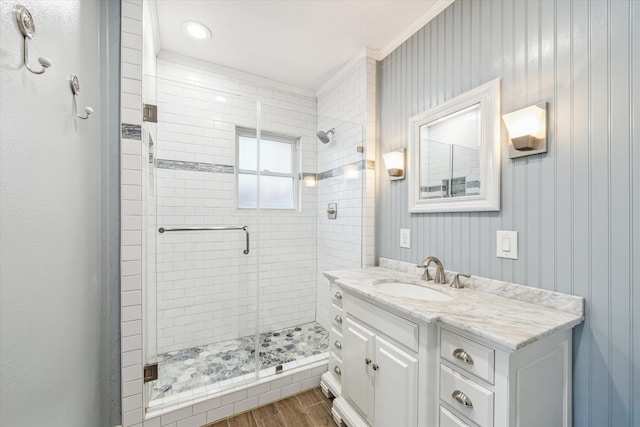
[236,127,299,209]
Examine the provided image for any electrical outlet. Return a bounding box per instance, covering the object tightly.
[400,229,410,248]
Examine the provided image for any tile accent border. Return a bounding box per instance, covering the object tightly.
[121,123,142,140]
[317,159,368,181]
[156,159,234,174]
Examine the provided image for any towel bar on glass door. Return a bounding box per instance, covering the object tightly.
[158,226,250,255]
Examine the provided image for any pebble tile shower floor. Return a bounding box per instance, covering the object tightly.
[151,321,329,401]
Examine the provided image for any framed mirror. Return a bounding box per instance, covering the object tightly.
[408,78,501,213]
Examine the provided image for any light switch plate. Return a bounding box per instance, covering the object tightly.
[496,230,518,259]
[400,229,410,248]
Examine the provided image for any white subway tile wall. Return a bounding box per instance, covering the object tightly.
[314,55,377,331]
[120,1,144,426]
[153,57,319,353]
[122,7,377,426]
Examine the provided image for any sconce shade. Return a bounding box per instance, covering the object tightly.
[382,149,405,180]
[303,175,316,187]
[344,164,359,180]
[503,102,547,158]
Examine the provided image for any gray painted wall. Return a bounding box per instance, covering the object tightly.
[376,0,638,425]
[0,1,105,426]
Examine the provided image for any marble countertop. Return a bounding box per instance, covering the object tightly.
[326,265,584,351]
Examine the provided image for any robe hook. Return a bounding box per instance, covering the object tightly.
[14,5,52,75]
[70,75,94,120]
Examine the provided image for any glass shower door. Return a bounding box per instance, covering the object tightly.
[145,77,260,411]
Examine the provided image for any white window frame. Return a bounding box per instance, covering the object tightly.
[236,127,300,210]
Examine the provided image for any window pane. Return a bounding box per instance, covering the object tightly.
[259,176,294,209]
[238,136,257,170]
[238,174,294,209]
[259,138,292,174]
[238,173,257,208]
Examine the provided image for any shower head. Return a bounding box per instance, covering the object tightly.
[316,128,335,144]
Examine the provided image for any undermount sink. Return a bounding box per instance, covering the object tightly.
[372,280,453,302]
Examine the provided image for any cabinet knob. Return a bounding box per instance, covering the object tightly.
[334,291,343,299]
[452,390,473,408]
[334,315,342,324]
[334,341,342,349]
[372,363,379,371]
[365,358,372,365]
[453,348,474,365]
[333,366,342,375]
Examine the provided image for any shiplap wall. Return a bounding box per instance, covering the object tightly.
[376,0,639,425]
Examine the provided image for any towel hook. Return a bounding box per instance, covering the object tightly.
[70,75,94,120]
[14,5,52,75]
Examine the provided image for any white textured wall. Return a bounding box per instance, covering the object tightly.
[0,1,102,426]
[154,55,318,353]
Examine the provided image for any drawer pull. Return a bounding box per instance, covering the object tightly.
[333,366,342,375]
[334,341,342,349]
[334,291,343,299]
[334,315,342,324]
[453,348,474,365]
[372,363,379,371]
[452,390,474,408]
[365,358,372,365]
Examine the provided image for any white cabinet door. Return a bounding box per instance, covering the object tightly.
[343,317,375,424]
[374,336,418,427]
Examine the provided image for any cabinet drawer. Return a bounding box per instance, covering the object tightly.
[330,326,343,357]
[345,294,418,352]
[331,284,344,307]
[329,351,343,381]
[441,329,494,384]
[440,364,493,427]
[331,303,344,328]
[440,406,471,427]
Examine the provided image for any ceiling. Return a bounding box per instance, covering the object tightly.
[152,0,454,93]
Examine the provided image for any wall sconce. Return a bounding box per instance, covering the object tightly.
[382,148,405,180]
[344,164,359,181]
[503,102,547,159]
[303,174,317,187]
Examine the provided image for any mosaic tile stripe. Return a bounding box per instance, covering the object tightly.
[156,159,235,174]
[121,123,141,140]
[155,158,371,181]
[317,159,367,181]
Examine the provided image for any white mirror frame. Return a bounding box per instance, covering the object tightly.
[408,78,501,213]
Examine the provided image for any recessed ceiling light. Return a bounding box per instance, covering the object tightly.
[183,21,211,40]
[215,96,226,102]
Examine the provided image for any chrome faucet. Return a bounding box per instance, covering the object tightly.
[417,256,446,284]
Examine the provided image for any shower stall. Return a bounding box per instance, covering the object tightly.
[141,71,366,412]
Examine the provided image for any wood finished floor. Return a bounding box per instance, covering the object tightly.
[204,387,334,427]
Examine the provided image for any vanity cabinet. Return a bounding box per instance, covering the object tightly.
[438,326,573,427]
[323,269,580,427]
[332,290,422,427]
[321,283,345,400]
[343,317,418,427]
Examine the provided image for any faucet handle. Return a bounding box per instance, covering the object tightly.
[417,264,434,281]
[451,273,471,289]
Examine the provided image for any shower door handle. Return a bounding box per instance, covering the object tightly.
[242,226,250,255]
[158,225,250,255]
